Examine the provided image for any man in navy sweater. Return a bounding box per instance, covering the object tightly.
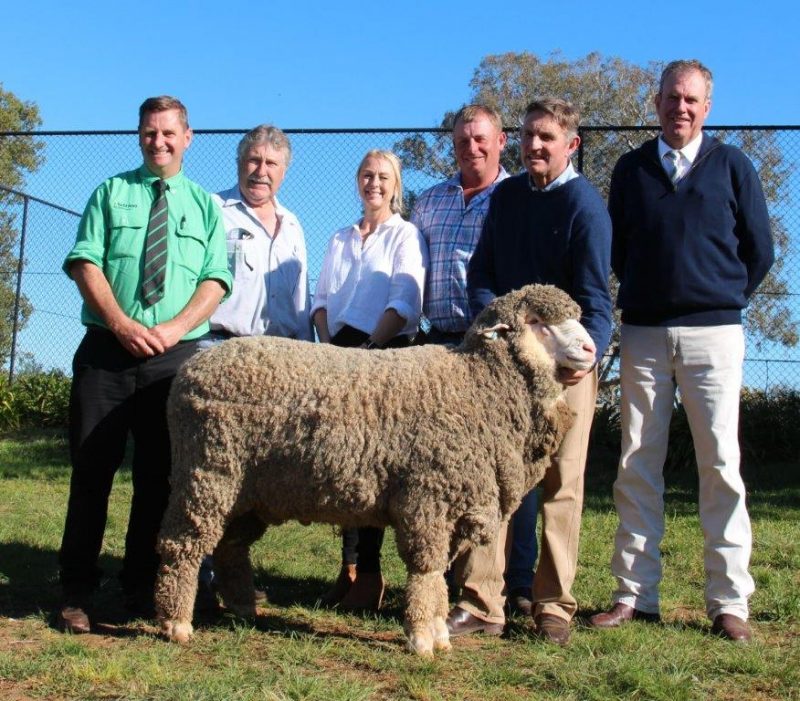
[444,97,612,646]
[590,60,773,642]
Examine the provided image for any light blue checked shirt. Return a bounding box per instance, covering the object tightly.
[411,167,509,333]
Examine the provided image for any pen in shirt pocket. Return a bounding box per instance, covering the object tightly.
[180,215,187,230]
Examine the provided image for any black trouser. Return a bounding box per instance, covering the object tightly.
[59,327,200,600]
[414,327,465,347]
[331,324,409,573]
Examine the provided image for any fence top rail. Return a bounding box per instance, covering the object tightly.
[2,124,800,138]
[579,124,800,132]
[0,184,82,216]
[1,127,449,137]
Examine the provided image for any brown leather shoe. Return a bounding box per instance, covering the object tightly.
[339,571,385,611]
[711,614,751,642]
[534,613,570,645]
[321,564,357,606]
[589,603,660,628]
[445,606,504,637]
[57,605,90,634]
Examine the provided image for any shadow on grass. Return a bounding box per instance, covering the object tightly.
[191,605,407,651]
[252,570,400,617]
[0,541,62,617]
[0,542,407,643]
[0,541,132,620]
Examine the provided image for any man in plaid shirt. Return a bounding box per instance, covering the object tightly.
[411,104,537,629]
[411,104,508,343]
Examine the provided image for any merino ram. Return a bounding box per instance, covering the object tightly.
[154,283,596,656]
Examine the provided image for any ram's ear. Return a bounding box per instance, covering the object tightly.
[476,323,511,340]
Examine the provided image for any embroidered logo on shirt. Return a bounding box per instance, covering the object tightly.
[112,201,138,210]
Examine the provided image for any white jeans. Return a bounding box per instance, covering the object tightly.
[611,324,754,621]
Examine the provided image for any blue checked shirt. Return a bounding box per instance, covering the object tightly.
[411,168,509,333]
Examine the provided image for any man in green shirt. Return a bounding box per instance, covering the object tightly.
[57,96,232,634]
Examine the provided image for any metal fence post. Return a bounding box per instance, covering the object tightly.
[8,194,28,384]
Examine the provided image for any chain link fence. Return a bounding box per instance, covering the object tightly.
[1,126,798,389]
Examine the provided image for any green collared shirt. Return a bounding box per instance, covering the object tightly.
[64,166,232,340]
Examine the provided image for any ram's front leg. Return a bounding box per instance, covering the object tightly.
[403,570,451,656]
[394,505,453,656]
[154,463,235,643]
[154,541,204,644]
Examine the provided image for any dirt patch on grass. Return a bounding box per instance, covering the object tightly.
[0,614,157,652]
[0,678,41,701]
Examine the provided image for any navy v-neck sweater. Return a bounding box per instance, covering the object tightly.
[609,135,773,326]
[468,172,612,360]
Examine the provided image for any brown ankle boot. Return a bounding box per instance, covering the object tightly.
[339,571,385,611]
[321,563,357,606]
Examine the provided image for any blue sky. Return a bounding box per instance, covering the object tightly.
[1,0,798,130]
[2,0,798,382]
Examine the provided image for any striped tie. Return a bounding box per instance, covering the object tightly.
[141,179,169,305]
[665,150,681,183]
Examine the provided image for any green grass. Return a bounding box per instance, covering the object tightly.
[1,430,798,700]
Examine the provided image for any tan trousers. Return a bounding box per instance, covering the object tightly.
[453,369,598,623]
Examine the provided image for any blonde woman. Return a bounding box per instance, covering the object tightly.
[311,149,428,609]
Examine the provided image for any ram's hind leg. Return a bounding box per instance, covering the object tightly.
[213,511,267,616]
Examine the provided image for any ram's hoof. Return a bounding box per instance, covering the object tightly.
[160,619,193,644]
[408,640,435,658]
[406,626,435,657]
[432,617,452,652]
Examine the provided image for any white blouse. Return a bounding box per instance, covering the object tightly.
[311,213,428,338]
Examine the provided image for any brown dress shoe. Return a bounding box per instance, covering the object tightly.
[589,602,660,628]
[58,605,90,634]
[321,564,357,606]
[711,614,752,642]
[445,606,504,637]
[339,571,385,611]
[534,613,570,645]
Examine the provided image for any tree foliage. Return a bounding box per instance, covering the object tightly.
[396,51,662,179]
[395,51,797,352]
[0,84,43,368]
